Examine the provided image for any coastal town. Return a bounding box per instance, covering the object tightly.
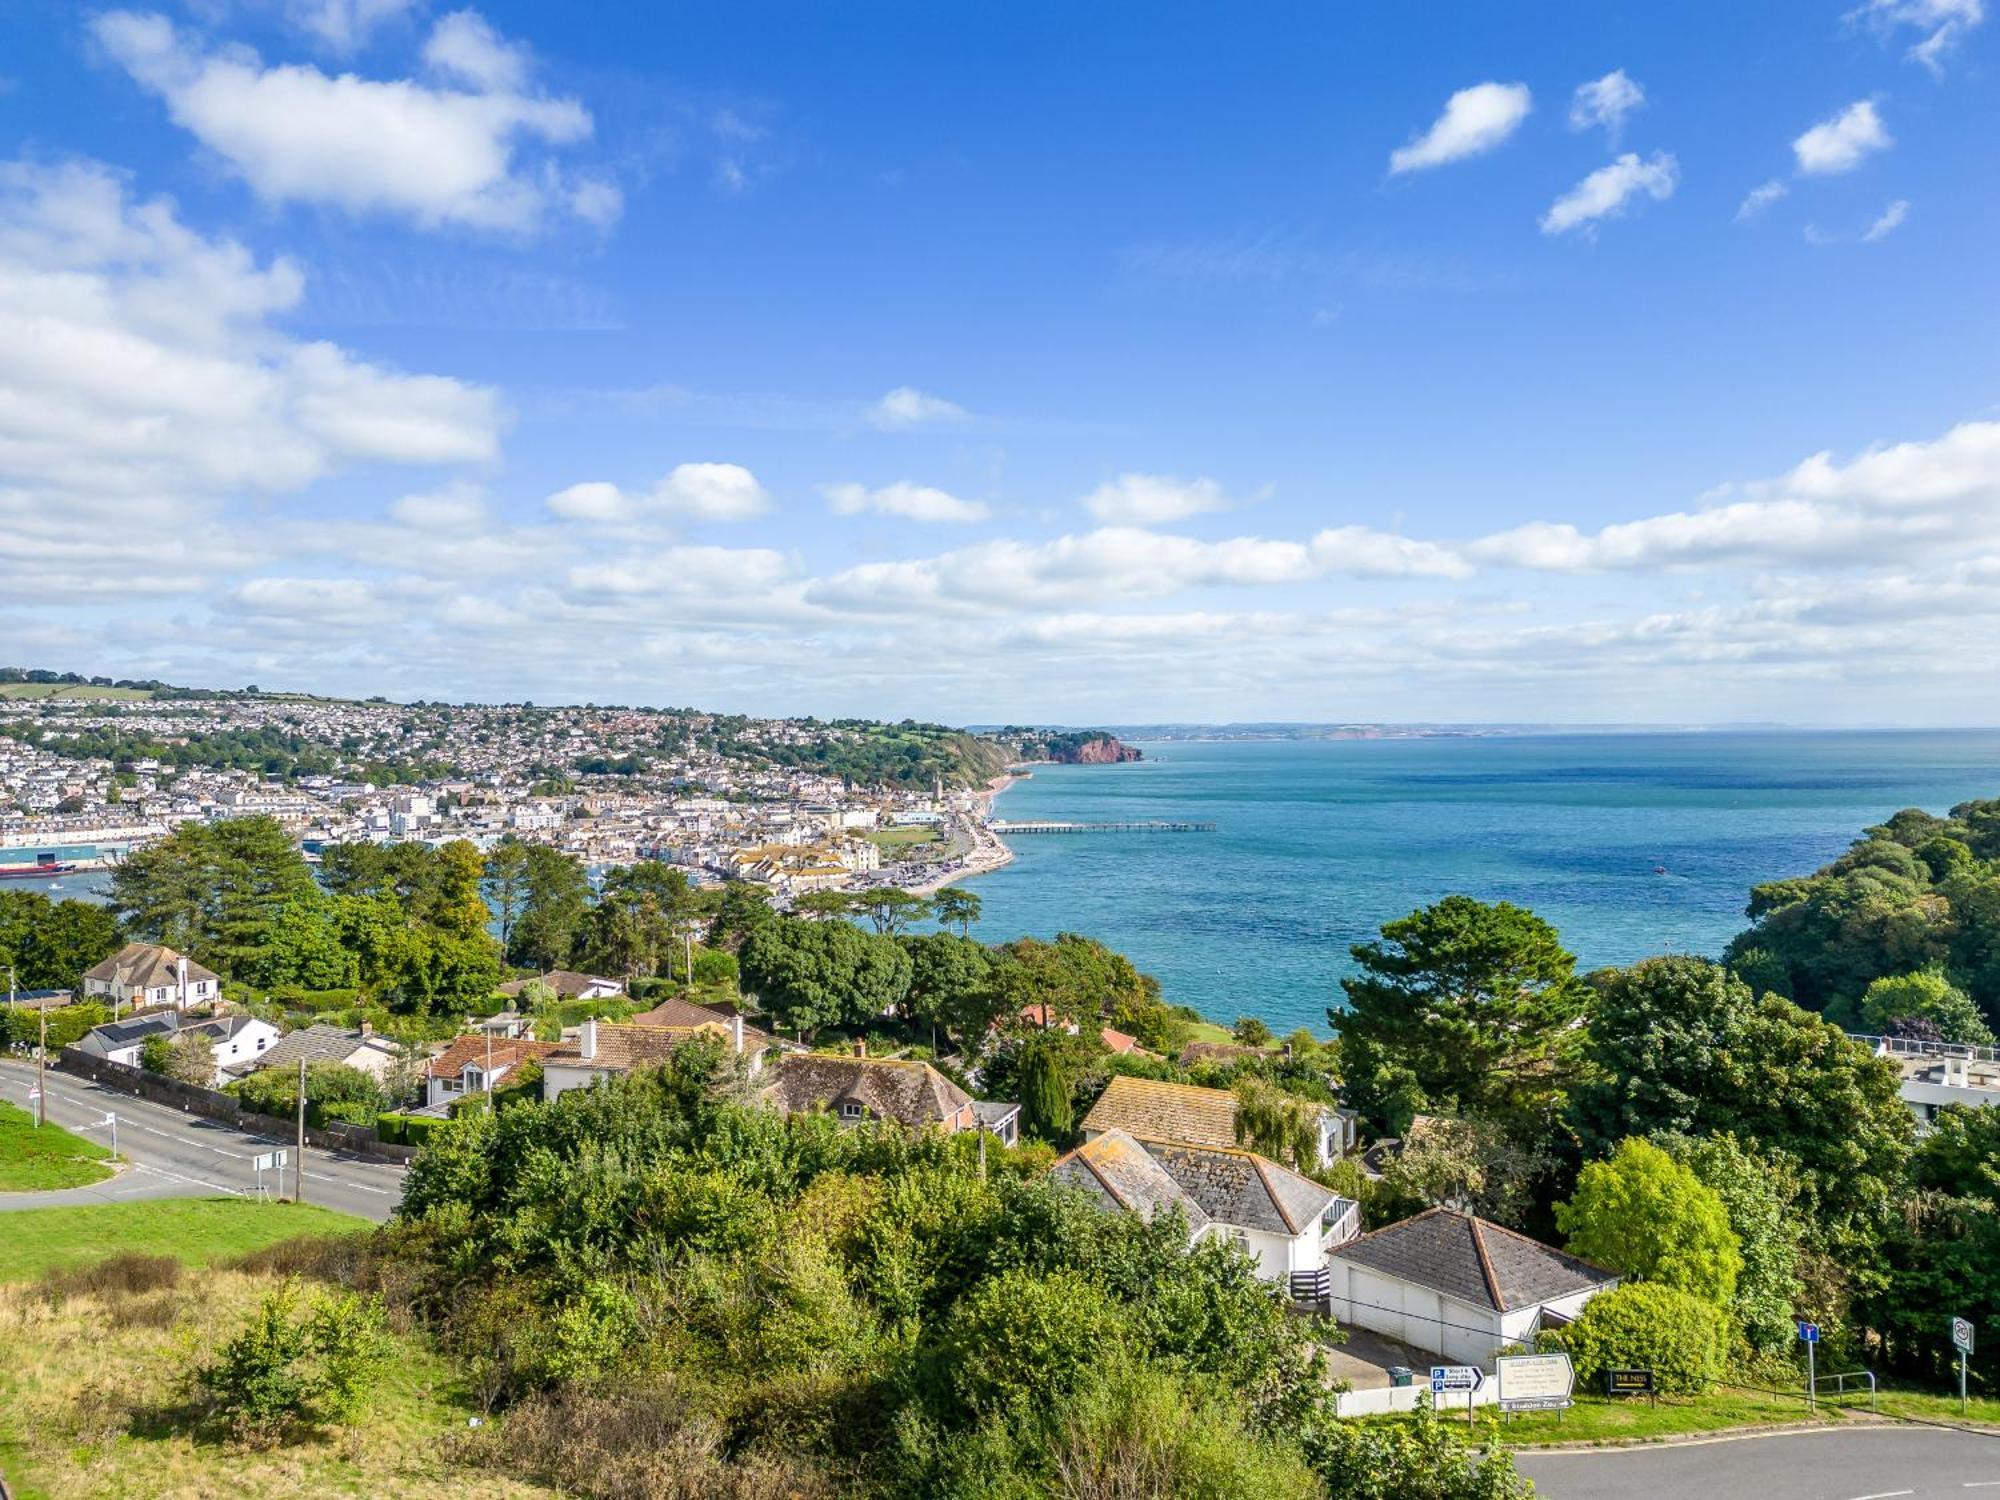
[0,681,1076,898]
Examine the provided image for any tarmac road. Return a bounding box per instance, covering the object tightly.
[1517,1424,2000,1499]
[0,1058,407,1221]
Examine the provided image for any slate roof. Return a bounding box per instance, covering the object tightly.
[1330,1208,1617,1313]
[83,942,219,990]
[252,1024,388,1071]
[760,1053,974,1129]
[82,1013,179,1050]
[183,1014,262,1044]
[498,969,622,999]
[1080,1074,1240,1149]
[1053,1129,1213,1233]
[1139,1137,1341,1236]
[543,1022,707,1073]
[425,1034,560,1079]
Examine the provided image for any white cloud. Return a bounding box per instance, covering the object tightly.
[0,157,501,600]
[92,9,606,233]
[1309,527,1471,579]
[1470,421,2000,571]
[867,386,966,429]
[389,483,488,530]
[1568,70,1645,137]
[1082,473,1232,525]
[1540,152,1679,235]
[566,546,794,596]
[283,0,418,52]
[1388,82,1532,174]
[1863,199,1910,241]
[1851,0,1986,74]
[824,481,990,524]
[1793,100,1891,175]
[1736,180,1789,220]
[546,462,770,525]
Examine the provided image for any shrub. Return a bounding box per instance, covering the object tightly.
[318,1099,380,1127]
[193,1278,389,1442]
[1539,1282,1727,1395]
[235,1061,387,1120]
[1300,1395,1528,1499]
[939,1268,1126,1415]
[41,1252,183,1305]
[1556,1137,1742,1306]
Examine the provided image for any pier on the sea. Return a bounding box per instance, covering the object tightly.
[988,819,1217,835]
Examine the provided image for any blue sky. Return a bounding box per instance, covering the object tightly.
[2,0,1995,722]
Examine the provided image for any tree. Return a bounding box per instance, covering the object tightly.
[1018,1031,1079,1143]
[430,840,493,942]
[1859,967,1994,1045]
[194,1279,388,1442]
[1375,1115,1550,1229]
[482,840,530,950]
[1655,1132,1803,1354]
[939,1268,1125,1413]
[141,1030,218,1088]
[738,916,911,1039]
[852,887,930,936]
[1556,1138,1741,1306]
[0,890,120,993]
[791,890,859,921]
[1336,896,1584,1130]
[931,887,981,938]
[900,931,998,1043]
[1299,1396,1530,1500]
[1232,1015,1274,1047]
[1539,1282,1727,1395]
[1232,1076,1322,1171]
[110,817,316,979]
[508,846,591,971]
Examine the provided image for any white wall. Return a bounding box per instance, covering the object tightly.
[1326,1260,1506,1366]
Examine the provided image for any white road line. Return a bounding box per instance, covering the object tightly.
[1962,1483,2000,1489]
[1848,1492,1914,1499]
[130,1162,243,1197]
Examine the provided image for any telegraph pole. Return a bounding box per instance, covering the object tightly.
[36,1000,48,1127]
[294,1055,308,1203]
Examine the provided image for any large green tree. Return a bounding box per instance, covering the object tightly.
[0,890,121,993]
[1335,896,1584,1130]
[1556,1138,1742,1306]
[1655,1131,1804,1354]
[507,846,592,971]
[110,817,319,983]
[738,916,912,1038]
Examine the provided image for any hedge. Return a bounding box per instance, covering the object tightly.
[1540,1282,1729,1395]
[376,1113,455,1148]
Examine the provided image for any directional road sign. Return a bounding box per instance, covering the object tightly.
[1797,1321,1821,1344]
[1430,1365,1485,1394]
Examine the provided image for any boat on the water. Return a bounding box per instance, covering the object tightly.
[0,855,78,880]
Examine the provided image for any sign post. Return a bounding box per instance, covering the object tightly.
[1799,1321,1821,1412]
[1430,1365,1485,1427]
[1953,1316,1975,1415]
[1497,1353,1576,1421]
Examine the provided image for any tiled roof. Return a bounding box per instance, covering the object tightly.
[1331,1208,1617,1313]
[1053,1129,1212,1232]
[253,1024,386,1071]
[629,996,776,1050]
[425,1034,559,1079]
[1081,1074,1240,1149]
[1138,1138,1340,1237]
[82,942,220,990]
[543,1022,707,1073]
[760,1053,974,1129]
[498,970,622,998]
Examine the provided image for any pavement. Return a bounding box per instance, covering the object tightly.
[1516,1424,2000,1498]
[0,1059,408,1221]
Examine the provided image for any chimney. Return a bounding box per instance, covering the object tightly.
[581,1018,598,1061]
[732,1014,745,1055]
[358,1019,373,1037]
[853,1039,867,1058]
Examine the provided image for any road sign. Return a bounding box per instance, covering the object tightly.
[1430,1365,1485,1394]
[1953,1317,1975,1355]
[253,1149,289,1173]
[1496,1352,1573,1412]
[1798,1321,1820,1344]
[1605,1367,1656,1398]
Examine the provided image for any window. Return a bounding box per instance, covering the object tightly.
[256,1037,267,1050]
[440,1077,463,1093]
[464,1067,485,1092]
[839,1102,865,1121]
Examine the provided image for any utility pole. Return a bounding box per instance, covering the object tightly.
[294,1054,307,1204]
[36,1000,47,1127]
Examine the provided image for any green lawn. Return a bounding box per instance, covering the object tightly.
[0,1100,112,1191]
[1494,1389,1824,1446]
[1873,1387,2000,1425]
[0,1198,372,1282]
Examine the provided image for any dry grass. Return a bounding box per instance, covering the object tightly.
[0,1266,558,1499]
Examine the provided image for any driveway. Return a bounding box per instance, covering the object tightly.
[1323,1323,1440,1390]
[0,1060,407,1222]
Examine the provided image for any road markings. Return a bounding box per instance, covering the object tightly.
[1847,1492,1914,1499]
[1962,1483,2000,1489]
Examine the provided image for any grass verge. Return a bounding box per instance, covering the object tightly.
[0,1099,113,1191]
[0,1198,370,1282]
[0,1265,555,1499]
[1493,1389,1824,1445]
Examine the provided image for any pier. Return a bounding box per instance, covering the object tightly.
[988,820,1216,835]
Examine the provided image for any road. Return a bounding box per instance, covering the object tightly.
[1518,1425,2000,1498]
[0,1059,407,1221]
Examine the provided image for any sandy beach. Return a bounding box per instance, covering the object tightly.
[901,771,1019,896]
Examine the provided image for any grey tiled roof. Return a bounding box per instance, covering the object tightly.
[1053,1129,1212,1232]
[252,1024,382,1071]
[1330,1208,1617,1312]
[1139,1138,1340,1236]
[760,1053,974,1129]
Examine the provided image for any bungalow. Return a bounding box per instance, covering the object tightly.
[231,1022,402,1081]
[82,943,220,1013]
[497,970,625,1002]
[424,1035,559,1108]
[180,1013,283,1084]
[1054,1127,1360,1283]
[1323,1207,1618,1367]
[760,1050,1020,1144]
[1014,1004,1160,1060]
[541,1015,766,1101]
[1080,1074,1356,1166]
[75,1011,179,1067]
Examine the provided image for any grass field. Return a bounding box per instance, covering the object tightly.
[0,683,155,701]
[0,1266,556,1500]
[1491,1382,2000,1447]
[0,1199,371,1282]
[0,1100,113,1191]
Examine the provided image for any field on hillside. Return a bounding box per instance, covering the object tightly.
[0,683,157,701]
[0,1264,557,1500]
[0,1199,370,1282]
[0,1100,113,1191]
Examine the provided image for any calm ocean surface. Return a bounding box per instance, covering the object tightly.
[962,732,2000,1034]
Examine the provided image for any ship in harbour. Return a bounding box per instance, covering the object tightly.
[0,852,78,880]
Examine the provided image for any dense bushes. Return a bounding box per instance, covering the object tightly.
[1541,1282,1728,1395]
[192,1278,388,1442]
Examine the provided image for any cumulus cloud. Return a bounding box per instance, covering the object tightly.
[1568,70,1645,137]
[1737,179,1789,220]
[1863,199,1910,241]
[0,157,501,600]
[1082,473,1232,525]
[389,483,489,530]
[1793,100,1891,175]
[1851,0,1986,73]
[1469,421,2000,571]
[1540,151,1679,235]
[867,386,966,429]
[283,0,418,52]
[546,462,770,525]
[1388,82,1532,173]
[92,9,608,233]
[566,546,794,596]
[824,481,990,524]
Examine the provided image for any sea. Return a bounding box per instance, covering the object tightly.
[960,731,2000,1035]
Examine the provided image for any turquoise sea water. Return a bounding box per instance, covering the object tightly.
[961,732,2000,1035]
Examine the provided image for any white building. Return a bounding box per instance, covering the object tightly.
[81,943,221,1014]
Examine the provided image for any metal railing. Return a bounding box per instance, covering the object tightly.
[1818,1369,1878,1413]
[1849,1033,2000,1064]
